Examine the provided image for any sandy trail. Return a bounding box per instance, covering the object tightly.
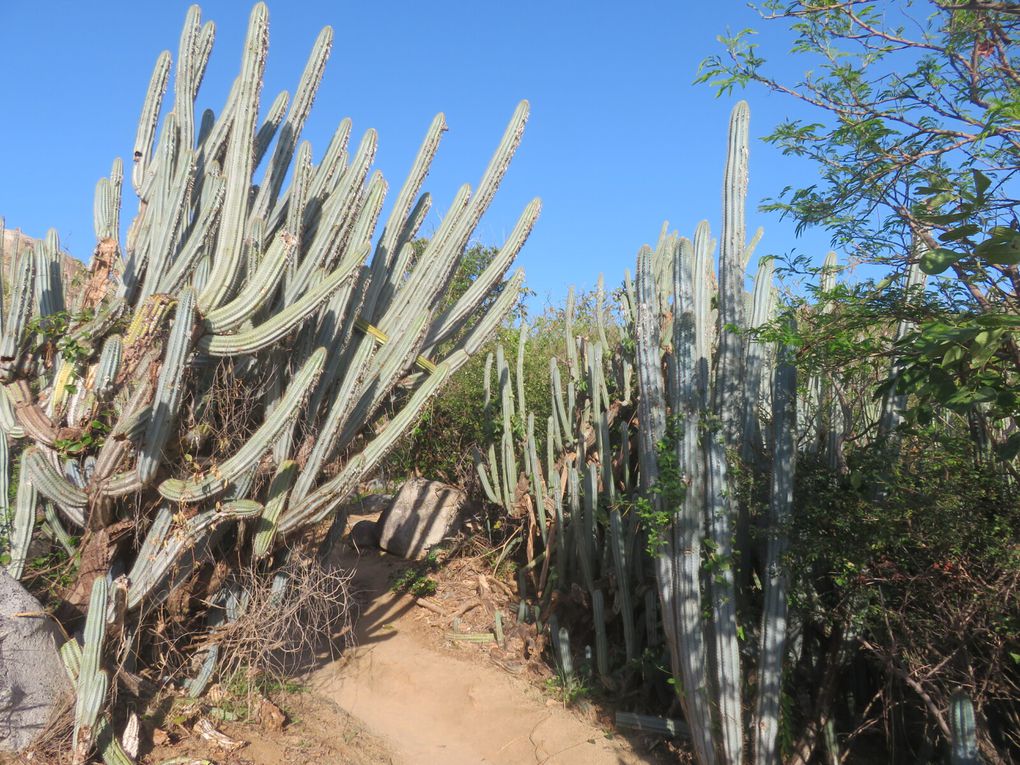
[311,525,649,765]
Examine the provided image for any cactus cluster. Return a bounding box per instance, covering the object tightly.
[2,3,537,759]
[472,277,666,684]
[631,101,796,765]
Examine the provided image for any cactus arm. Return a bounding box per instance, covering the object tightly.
[138,288,195,485]
[157,168,226,295]
[254,89,290,167]
[197,3,269,313]
[526,412,546,544]
[250,25,332,222]
[303,118,352,211]
[879,249,928,439]
[422,197,540,352]
[37,231,66,317]
[7,462,37,580]
[742,256,776,461]
[704,431,743,764]
[377,114,446,270]
[138,148,198,302]
[475,448,501,505]
[609,509,636,661]
[591,589,610,679]
[653,235,717,765]
[23,446,87,525]
[132,51,172,194]
[158,348,325,502]
[285,129,377,305]
[73,576,110,762]
[0,248,36,377]
[634,246,666,492]
[198,244,366,356]
[126,503,257,609]
[94,335,123,399]
[516,322,528,419]
[8,381,58,446]
[44,502,76,557]
[201,230,293,333]
[0,385,26,438]
[172,5,201,153]
[253,460,298,558]
[185,644,220,698]
[295,314,429,502]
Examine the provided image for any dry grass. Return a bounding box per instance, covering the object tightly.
[213,554,355,704]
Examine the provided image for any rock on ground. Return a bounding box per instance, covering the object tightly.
[0,571,73,753]
[350,519,381,550]
[377,479,467,560]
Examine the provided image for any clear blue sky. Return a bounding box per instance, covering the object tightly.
[1,1,836,308]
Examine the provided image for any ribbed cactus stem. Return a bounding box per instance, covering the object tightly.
[197,244,366,355]
[715,100,750,446]
[591,588,610,679]
[609,509,636,662]
[0,249,36,375]
[949,692,981,765]
[705,432,743,764]
[7,464,37,580]
[526,412,547,545]
[253,460,297,558]
[23,446,87,526]
[132,51,172,194]
[197,3,269,312]
[73,576,110,763]
[94,336,123,398]
[138,288,194,485]
[753,328,797,765]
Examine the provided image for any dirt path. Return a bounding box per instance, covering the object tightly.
[310,526,652,765]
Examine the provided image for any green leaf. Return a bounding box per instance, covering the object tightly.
[972,169,992,201]
[937,224,981,243]
[975,227,1020,266]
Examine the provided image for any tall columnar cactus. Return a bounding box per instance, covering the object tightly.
[633,101,798,765]
[1,4,538,758]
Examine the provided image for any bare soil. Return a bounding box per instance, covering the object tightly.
[125,505,669,764]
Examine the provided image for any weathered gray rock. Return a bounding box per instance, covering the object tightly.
[378,479,467,560]
[357,493,394,516]
[349,519,381,550]
[0,571,73,753]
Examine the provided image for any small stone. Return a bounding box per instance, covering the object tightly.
[259,698,286,733]
[349,519,380,549]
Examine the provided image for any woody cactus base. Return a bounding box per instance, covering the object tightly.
[0,3,537,759]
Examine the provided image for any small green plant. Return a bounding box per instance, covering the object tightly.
[544,671,593,707]
[390,549,442,597]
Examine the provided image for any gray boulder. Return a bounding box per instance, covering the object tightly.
[377,479,467,560]
[0,571,73,753]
